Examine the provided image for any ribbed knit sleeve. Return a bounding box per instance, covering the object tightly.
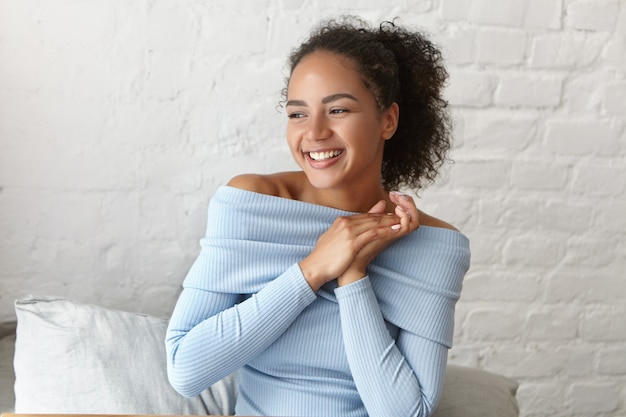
[165,263,316,397]
[336,277,447,417]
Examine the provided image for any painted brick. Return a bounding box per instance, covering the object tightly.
[445,70,495,107]
[598,347,626,375]
[200,0,271,13]
[463,226,506,266]
[452,303,471,341]
[516,382,566,415]
[603,37,626,70]
[439,0,472,21]
[545,272,588,303]
[466,309,523,340]
[502,235,566,268]
[567,0,620,32]
[604,81,626,115]
[450,160,510,188]
[460,0,526,27]
[483,345,595,378]
[462,113,536,151]
[544,119,623,157]
[461,271,540,302]
[438,27,475,65]
[523,0,562,29]
[473,197,504,230]
[200,14,268,55]
[529,33,605,69]
[564,235,622,268]
[0,239,32,277]
[499,198,592,233]
[618,4,626,36]
[563,73,608,113]
[475,29,527,65]
[524,306,580,340]
[546,271,626,304]
[569,383,621,413]
[594,199,626,232]
[267,16,311,56]
[107,99,189,146]
[35,193,106,240]
[572,165,626,197]
[542,347,597,377]
[538,200,592,233]
[413,190,475,230]
[583,307,626,342]
[510,160,569,190]
[495,74,562,108]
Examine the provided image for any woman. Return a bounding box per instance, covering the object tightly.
[166,17,470,417]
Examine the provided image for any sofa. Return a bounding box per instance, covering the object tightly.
[0,296,519,416]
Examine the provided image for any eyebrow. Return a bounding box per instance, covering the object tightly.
[286,93,359,107]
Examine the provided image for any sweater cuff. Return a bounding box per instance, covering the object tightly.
[334,276,372,300]
[288,263,318,305]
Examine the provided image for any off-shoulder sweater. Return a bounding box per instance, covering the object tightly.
[165,186,470,417]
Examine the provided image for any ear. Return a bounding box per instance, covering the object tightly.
[381,102,399,140]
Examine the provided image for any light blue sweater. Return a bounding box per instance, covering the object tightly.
[166,186,470,417]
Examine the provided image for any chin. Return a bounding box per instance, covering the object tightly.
[306,179,338,190]
[303,172,342,190]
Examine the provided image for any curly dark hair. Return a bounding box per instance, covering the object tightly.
[283,16,452,192]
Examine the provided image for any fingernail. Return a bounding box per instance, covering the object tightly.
[391,224,401,230]
[391,191,410,201]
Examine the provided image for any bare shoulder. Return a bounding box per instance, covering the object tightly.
[418,210,459,232]
[227,174,281,196]
[227,172,302,198]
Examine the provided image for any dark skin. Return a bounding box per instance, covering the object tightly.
[228,51,456,292]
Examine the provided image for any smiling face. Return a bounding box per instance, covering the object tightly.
[285,50,398,193]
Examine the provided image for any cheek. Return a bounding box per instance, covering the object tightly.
[286,127,300,153]
[343,119,380,142]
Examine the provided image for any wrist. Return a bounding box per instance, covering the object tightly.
[298,259,327,292]
[337,268,366,287]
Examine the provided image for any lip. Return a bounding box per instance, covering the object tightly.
[304,149,345,169]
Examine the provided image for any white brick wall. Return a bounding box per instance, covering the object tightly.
[0,1,624,416]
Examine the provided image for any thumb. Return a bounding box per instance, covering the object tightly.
[368,200,387,214]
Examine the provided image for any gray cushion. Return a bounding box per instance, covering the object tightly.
[434,364,519,417]
[13,296,518,416]
[0,322,16,412]
[14,296,236,415]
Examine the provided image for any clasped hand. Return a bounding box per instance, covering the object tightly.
[300,191,420,291]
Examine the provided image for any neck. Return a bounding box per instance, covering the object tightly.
[299,179,390,213]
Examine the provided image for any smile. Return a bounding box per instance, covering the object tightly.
[308,150,343,161]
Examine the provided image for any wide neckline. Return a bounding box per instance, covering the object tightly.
[217,185,469,242]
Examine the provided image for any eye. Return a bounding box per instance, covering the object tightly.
[287,112,306,119]
[329,108,349,115]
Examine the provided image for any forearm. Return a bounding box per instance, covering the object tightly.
[166,263,316,397]
[336,277,447,417]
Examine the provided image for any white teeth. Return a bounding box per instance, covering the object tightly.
[309,150,343,161]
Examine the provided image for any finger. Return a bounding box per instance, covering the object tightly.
[367,199,387,214]
[389,190,414,208]
[352,220,405,249]
[335,212,400,229]
[332,213,401,240]
[389,191,419,230]
[394,205,409,224]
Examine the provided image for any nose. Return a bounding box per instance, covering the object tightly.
[304,113,332,142]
